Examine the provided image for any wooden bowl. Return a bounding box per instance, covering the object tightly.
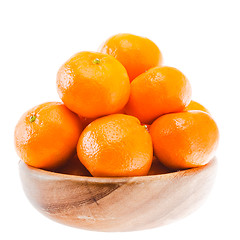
[19,158,217,232]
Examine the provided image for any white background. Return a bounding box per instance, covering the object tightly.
[1,0,239,239]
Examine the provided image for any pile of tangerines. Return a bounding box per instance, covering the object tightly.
[14,33,219,177]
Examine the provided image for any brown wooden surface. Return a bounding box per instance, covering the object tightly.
[19,158,217,232]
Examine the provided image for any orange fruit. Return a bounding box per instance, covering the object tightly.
[150,110,219,170]
[100,33,162,82]
[77,114,153,177]
[125,66,192,124]
[54,154,91,176]
[78,115,97,129]
[57,51,130,118]
[78,108,126,129]
[148,156,171,175]
[185,100,209,113]
[14,102,82,170]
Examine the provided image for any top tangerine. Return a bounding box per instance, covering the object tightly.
[100,33,163,82]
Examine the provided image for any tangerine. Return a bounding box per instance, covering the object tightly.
[100,33,162,82]
[125,66,192,124]
[185,100,209,113]
[14,102,82,170]
[57,51,130,118]
[77,114,153,177]
[150,110,219,170]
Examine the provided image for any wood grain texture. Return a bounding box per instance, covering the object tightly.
[19,158,217,232]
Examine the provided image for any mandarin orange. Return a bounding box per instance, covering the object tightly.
[125,66,192,124]
[100,33,162,82]
[185,100,209,113]
[77,114,153,177]
[54,154,91,176]
[14,102,82,170]
[148,156,171,175]
[150,110,219,170]
[57,51,130,118]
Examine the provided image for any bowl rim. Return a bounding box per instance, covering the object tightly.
[19,157,216,184]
